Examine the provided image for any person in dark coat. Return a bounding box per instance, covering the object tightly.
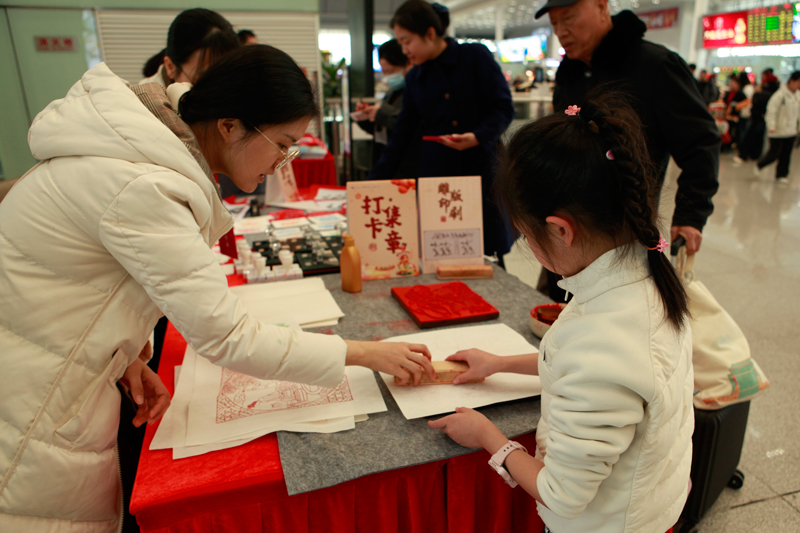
[738,74,779,162]
[368,0,516,261]
[356,39,413,178]
[536,0,720,300]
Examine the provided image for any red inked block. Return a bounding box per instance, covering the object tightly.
[391,281,499,329]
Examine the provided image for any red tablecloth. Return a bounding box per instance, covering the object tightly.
[291,152,337,189]
[131,290,544,532]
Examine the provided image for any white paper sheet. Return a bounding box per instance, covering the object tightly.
[172,416,357,459]
[314,188,347,201]
[271,217,310,228]
[309,213,347,225]
[380,324,542,419]
[230,277,325,299]
[233,215,273,235]
[150,348,198,450]
[185,356,386,446]
[229,279,344,327]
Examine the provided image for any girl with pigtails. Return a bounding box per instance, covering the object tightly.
[429,94,693,533]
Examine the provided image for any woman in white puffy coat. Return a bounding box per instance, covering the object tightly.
[0,45,434,532]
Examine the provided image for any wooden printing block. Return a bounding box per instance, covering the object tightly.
[436,264,494,280]
[393,360,485,386]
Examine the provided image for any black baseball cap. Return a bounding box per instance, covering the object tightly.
[535,0,580,19]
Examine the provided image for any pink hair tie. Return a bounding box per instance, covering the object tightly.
[565,105,581,116]
[606,150,615,160]
[648,236,669,253]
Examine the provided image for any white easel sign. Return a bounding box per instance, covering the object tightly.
[277,163,301,202]
[417,176,484,274]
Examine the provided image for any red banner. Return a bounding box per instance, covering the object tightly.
[639,7,679,30]
[702,11,749,48]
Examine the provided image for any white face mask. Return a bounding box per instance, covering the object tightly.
[384,72,405,91]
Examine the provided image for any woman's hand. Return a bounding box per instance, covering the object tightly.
[119,358,171,427]
[355,102,379,122]
[364,104,380,122]
[446,349,500,384]
[345,340,436,385]
[438,132,479,151]
[428,407,507,450]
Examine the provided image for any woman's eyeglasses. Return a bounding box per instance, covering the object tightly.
[254,126,299,170]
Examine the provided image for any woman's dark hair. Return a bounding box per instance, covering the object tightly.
[378,39,409,67]
[790,71,800,82]
[496,93,689,330]
[391,0,450,37]
[142,50,166,77]
[165,9,239,79]
[738,72,751,87]
[238,29,256,44]
[180,44,319,134]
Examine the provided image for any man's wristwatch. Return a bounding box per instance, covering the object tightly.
[488,440,528,488]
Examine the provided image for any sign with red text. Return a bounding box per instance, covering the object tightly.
[34,36,77,52]
[703,11,749,48]
[639,8,679,30]
[347,180,420,280]
[417,176,483,274]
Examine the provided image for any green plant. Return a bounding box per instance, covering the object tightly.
[321,51,346,99]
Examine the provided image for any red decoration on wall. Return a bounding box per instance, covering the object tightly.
[638,7,679,30]
[34,36,77,52]
[702,11,749,48]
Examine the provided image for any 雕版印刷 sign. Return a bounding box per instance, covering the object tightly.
[417,176,484,274]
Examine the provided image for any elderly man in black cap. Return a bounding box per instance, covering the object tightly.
[538,0,720,254]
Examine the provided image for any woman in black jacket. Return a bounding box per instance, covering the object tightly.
[368,0,516,261]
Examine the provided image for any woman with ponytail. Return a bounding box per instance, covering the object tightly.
[429,94,693,533]
[0,44,435,532]
[140,8,239,86]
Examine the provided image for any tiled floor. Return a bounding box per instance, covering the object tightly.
[503,147,800,532]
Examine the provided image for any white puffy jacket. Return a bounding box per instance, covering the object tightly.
[0,63,346,532]
[535,245,694,533]
[765,84,800,138]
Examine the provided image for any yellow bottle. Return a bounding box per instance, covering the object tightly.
[340,234,362,293]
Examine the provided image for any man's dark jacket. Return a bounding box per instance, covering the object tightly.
[554,10,721,231]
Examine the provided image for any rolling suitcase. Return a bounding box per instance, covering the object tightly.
[678,398,749,533]
[670,238,752,533]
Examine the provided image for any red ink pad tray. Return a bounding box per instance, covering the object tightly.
[391,281,499,329]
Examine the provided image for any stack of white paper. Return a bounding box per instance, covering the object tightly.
[152,315,382,460]
[229,277,344,328]
[380,324,542,420]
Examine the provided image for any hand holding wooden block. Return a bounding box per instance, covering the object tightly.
[394,360,485,386]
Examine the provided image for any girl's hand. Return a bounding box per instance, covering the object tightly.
[345,340,436,385]
[446,349,500,384]
[119,358,171,427]
[438,132,479,151]
[428,407,505,449]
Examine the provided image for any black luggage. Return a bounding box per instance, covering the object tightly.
[679,401,750,533]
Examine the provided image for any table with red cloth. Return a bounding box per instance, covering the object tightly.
[130,270,546,533]
[290,152,337,189]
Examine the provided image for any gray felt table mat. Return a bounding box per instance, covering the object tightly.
[277,264,550,495]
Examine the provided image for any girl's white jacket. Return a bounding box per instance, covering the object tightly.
[0,64,346,531]
[535,245,694,533]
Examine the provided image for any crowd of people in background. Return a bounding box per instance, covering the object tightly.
[690,63,800,185]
